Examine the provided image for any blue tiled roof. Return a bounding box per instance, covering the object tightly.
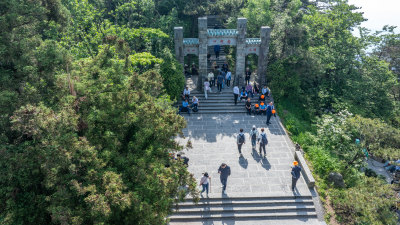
[183,38,199,45]
[207,29,238,37]
[246,38,261,45]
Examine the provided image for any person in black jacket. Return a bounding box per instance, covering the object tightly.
[218,163,231,194]
[291,161,302,191]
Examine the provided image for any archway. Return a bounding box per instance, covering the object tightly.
[174,17,271,90]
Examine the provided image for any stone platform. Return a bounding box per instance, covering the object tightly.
[172,113,325,224]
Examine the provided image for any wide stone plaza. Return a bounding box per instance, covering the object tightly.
[173,113,325,224]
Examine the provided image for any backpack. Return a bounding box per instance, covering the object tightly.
[238,133,245,144]
[261,133,268,144]
[251,131,257,140]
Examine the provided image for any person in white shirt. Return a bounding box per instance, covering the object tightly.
[208,71,215,87]
[226,70,232,87]
[200,172,210,196]
[233,86,240,105]
[182,87,190,100]
[261,86,270,97]
[204,79,211,99]
[191,96,199,112]
[258,128,268,157]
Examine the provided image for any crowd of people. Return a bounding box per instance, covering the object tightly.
[180,62,276,125]
[176,62,302,197]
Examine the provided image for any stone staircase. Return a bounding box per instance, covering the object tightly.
[169,195,318,224]
[207,15,229,74]
[182,87,272,114]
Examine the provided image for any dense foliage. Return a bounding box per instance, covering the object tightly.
[0,0,399,224]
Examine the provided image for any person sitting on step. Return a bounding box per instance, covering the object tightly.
[253,103,260,115]
[191,96,199,112]
[178,99,190,116]
[240,90,248,101]
[245,98,252,115]
[259,94,265,104]
[246,83,253,98]
[260,102,267,115]
[182,87,190,100]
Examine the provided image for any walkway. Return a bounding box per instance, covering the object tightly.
[173,113,325,224]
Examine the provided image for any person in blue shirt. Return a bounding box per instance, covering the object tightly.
[260,102,267,115]
[266,102,274,125]
[214,45,221,59]
[240,90,248,101]
[385,159,400,173]
[291,161,302,191]
[178,99,190,116]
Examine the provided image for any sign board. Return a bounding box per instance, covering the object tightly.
[208,38,236,46]
[245,46,259,55]
[184,47,199,56]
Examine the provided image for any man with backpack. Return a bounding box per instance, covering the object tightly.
[216,72,224,93]
[258,128,268,157]
[249,125,259,151]
[237,128,246,157]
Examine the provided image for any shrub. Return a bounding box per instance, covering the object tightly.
[331,177,397,225]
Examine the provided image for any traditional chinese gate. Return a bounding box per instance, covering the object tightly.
[174,17,271,90]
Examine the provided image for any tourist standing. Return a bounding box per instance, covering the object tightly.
[191,63,198,75]
[222,61,229,73]
[258,128,268,157]
[249,125,259,151]
[245,68,251,85]
[226,69,232,87]
[217,73,224,93]
[200,172,210,196]
[218,163,231,194]
[266,102,274,125]
[237,128,245,156]
[233,86,239,105]
[291,161,302,191]
[208,71,215,87]
[220,71,226,89]
[204,79,211,99]
[214,45,221,59]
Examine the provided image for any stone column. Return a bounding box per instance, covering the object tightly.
[235,18,247,86]
[257,26,271,87]
[198,17,208,91]
[174,27,184,66]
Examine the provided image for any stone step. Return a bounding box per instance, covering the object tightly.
[174,205,315,214]
[178,196,313,205]
[169,211,318,222]
[187,110,248,114]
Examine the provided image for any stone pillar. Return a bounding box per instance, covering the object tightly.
[257,26,271,87]
[198,17,208,91]
[174,27,184,66]
[235,18,247,86]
